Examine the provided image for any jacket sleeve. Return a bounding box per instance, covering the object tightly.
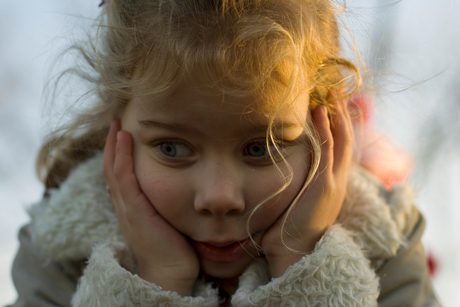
[6,225,77,307]
[231,225,380,307]
[377,212,442,307]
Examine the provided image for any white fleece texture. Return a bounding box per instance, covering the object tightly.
[29,153,125,261]
[27,154,416,306]
[231,225,379,307]
[336,167,412,259]
[72,243,219,307]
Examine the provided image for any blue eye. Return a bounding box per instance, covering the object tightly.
[244,141,280,158]
[158,142,193,158]
[243,140,288,164]
[246,142,268,157]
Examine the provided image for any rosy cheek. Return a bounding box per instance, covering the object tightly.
[246,161,308,229]
[138,172,179,205]
[135,164,193,226]
[242,174,286,226]
[134,150,174,192]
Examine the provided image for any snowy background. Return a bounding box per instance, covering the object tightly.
[1,0,459,306]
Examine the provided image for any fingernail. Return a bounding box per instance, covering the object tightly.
[320,105,327,116]
[110,119,121,133]
[117,131,123,142]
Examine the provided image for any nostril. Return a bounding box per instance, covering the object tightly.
[194,197,245,217]
[194,173,245,216]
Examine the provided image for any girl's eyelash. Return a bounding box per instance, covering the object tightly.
[152,140,195,161]
[150,138,292,165]
[242,139,291,163]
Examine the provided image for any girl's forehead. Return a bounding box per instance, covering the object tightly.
[131,83,310,121]
[125,85,310,140]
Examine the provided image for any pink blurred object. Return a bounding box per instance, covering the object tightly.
[427,252,439,277]
[349,93,413,190]
[348,92,373,124]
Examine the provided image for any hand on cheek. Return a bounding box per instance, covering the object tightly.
[262,97,354,278]
[103,120,199,296]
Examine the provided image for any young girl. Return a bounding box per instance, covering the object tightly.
[9,0,440,306]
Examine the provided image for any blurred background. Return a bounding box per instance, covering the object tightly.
[0,0,459,306]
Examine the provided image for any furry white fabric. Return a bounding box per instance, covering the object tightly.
[337,168,409,260]
[28,153,415,306]
[231,226,379,307]
[72,243,219,307]
[29,154,124,261]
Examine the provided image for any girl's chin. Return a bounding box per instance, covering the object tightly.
[200,256,257,279]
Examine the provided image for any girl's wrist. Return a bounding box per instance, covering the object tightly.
[265,239,318,278]
[266,253,305,278]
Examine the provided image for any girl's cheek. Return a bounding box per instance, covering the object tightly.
[249,149,309,200]
[134,152,190,216]
[244,166,304,225]
[248,152,310,227]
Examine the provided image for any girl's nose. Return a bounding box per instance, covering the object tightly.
[194,163,245,217]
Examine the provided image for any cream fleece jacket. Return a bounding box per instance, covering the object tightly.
[24,153,428,307]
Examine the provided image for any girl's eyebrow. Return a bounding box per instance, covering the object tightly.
[138,120,197,133]
[138,119,302,135]
[246,123,301,134]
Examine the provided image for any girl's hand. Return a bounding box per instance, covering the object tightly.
[103,120,199,296]
[262,97,354,278]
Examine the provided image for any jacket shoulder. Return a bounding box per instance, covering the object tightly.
[377,213,441,307]
[7,224,80,307]
[343,166,441,307]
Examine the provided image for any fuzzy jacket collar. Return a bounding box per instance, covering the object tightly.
[28,153,416,264]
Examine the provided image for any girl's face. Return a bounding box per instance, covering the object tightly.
[121,85,311,279]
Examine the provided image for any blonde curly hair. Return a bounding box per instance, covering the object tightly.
[38,0,361,210]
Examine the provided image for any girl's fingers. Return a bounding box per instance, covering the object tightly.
[113,131,140,202]
[312,98,353,178]
[103,120,121,183]
[313,105,333,175]
[113,130,156,217]
[103,120,142,206]
[330,99,354,175]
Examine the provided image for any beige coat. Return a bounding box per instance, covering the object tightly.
[6,154,441,306]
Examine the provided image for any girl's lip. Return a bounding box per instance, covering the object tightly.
[192,238,250,264]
